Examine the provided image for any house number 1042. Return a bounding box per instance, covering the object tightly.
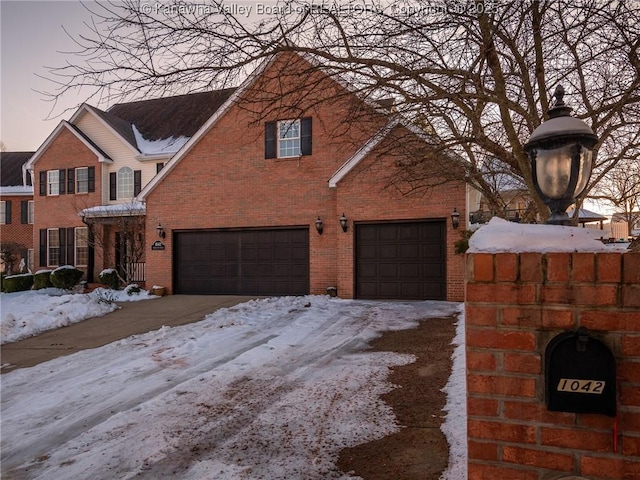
[557,378,605,394]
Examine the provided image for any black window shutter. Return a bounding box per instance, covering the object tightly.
[39,171,47,196]
[265,121,277,159]
[134,170,142,196]
[39,229,47,266]
[67,168,75,194]
[66,227,75,266]
[59,228,67,265]
[59,169,66,194]
[156,163,164,174]
[110,172,117,200]
[21,201,28,224]
[301,117,312,156]
[5,200,11,224]
[88,166,95,192]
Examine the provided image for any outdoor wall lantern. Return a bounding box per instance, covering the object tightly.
[524,85,599,226]
[451,208,460,229]
[315,217,324,235]
[156,223,166,239]
[339,213,348,233]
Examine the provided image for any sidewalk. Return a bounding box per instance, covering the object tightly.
[1,295,256,372]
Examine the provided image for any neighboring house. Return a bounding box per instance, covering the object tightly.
[0,152,34,274]
[140,52,466,301]
[26,89,235,283]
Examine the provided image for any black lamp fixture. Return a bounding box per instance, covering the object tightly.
[339,213,348,233]
[156,223,166,239]
[451,208,460,229]
[524,85,598,226]
[315,217,324,235]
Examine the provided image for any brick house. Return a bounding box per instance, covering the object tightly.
[26,51,466,300]
[0,152,34,274]
[140,52,466,300]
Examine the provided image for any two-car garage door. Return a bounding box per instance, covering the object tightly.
[173,220,446,299]
[174,228,309,295]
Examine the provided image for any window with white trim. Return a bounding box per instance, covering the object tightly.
[75,227,88,267]
[117,167,134,199]
[48,170,60,195]
[28,201,34,224]
[76,167,89,194]
[278,119,301,158]
[0,201,5,224]
[48,229,60,266]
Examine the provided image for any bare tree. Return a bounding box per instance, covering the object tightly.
[589,157,640,237]
[44,0,640,220]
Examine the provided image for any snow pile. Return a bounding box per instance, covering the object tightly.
[0,287,157,345]
[468,217,619,253]
[1,296,465,479]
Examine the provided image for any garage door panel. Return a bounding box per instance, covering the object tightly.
[356,221,445,300]
[175,228,309,295]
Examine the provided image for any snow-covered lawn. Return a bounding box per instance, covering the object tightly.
[1,293,466,479]
[0,286,158,345]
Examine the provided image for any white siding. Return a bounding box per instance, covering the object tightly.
[76,111,165,205]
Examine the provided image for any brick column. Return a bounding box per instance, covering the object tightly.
[466,252,640,480]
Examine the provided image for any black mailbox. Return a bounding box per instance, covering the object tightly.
[545,327,616,417]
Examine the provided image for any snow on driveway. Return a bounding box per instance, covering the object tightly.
[1,296,463,479]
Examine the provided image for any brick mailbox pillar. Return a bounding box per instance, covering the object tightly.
[466,251,640,480]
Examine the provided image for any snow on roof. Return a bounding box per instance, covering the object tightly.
[132,125,189,155]
[0,186,33,196]
[468,217,619,253]
[79,202,145,218]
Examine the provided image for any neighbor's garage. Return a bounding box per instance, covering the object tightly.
[355,220,446,300]
[174,228,309,295]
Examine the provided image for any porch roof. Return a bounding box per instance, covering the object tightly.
[79,202,146,219]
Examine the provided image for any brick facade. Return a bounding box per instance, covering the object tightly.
[144,53,466,299]
[466,251,640,479]
[0,193,34,273]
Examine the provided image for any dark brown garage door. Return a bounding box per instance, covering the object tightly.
[356,221,446,300]
[174,228,309,295]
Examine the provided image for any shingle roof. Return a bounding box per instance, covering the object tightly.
[107,88,237,143]
[1,152,34,186]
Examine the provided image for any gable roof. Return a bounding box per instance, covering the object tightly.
[1,152,34,187]
[26,121,113,170]
[108,88,237,142]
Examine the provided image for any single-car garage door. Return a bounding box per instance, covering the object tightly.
[356,221,446,300]
[174,228,309,295]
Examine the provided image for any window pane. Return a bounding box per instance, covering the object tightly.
[48,229,60,266]
[278,120,300,158]
[48,170,59,195]
[76,167,89,193]
[28,201,34,224]
[75,227,88,267]
[117,167,134,199]
[0,201,5,224]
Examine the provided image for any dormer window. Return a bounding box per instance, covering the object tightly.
[265,118,312,159]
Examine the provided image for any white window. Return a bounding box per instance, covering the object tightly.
[27,249,34,273]
[28,201,34,224]
[48,229,60,266]
[76,167,89,194]
[0,201,5,224]
[278,119,301,158]
[118,167,134,199]
[75,227,88,267]
[48,170,60,196]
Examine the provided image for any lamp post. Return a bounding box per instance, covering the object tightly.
[524,85,599,226]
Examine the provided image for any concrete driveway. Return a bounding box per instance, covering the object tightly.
[0,295,257,372]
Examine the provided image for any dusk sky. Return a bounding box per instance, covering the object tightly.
[1,1,100,151]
